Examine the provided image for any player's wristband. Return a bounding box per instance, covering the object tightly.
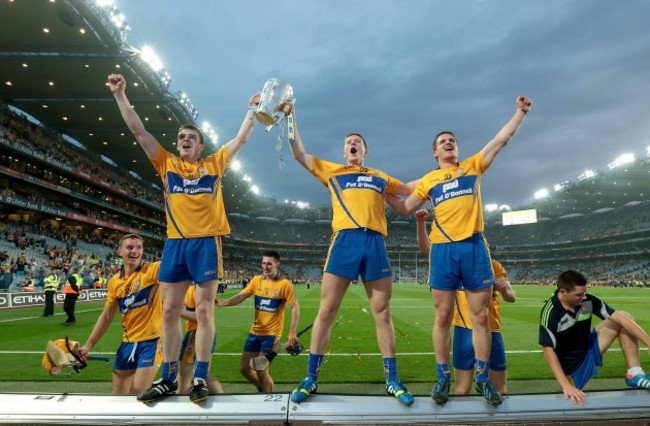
[519,108,529,114]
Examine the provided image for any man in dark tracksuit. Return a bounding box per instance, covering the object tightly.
[62,268,82,325]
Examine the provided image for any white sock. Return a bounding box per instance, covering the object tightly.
[627,367,644,377]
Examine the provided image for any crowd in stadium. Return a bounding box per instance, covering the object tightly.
[1,103,649,293]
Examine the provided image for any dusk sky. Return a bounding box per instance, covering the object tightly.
[116,0,650,209]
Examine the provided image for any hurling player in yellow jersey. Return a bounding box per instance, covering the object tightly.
[108,73,260,403]
[178,285,223,394]
[79,234,162,394]
[217,251,299,392]
[415,210,516,395]
[284,105,415,406]
[391,96,532,406]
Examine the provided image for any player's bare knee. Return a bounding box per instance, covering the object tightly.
[469,310,489,328]
[434,309,454,327]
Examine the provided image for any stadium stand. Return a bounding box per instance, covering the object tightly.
[1,1,649,423]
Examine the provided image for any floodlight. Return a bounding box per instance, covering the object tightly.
[140,45,164,72]
[485,204,498,212]
[577,170,596,181]
[534,188,549,199]
[250,185,260,195]
[230,160,241,171]
[607,153,635,170]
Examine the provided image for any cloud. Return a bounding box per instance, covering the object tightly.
[117,0,650,208]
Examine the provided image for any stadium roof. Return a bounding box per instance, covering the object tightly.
[0,0,197,185]
[525,157,650,220]
[1,0,648,222]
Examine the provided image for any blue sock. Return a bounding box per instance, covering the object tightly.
[307,353,324,379]
[383,357,397,383]
[162,361,178,383]
[475,359,490,383]
[436,363,451,382]
[194,360,209,380]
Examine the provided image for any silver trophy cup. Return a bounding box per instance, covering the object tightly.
[255,78,294,127]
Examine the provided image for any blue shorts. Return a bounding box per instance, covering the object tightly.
[324,229,392,282]
[158,237,223,284]
[114,338,160,371]
[570,329,602,390]
[452,326,506,371]
[179,330,217,364]
[429,233,494,291]
[243,334,279,354]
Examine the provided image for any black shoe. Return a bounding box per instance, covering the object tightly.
[189,378,209,403]
[61,321,75,326]
[431,379,451,405]
[137,379,178,403]
[476,380,503,406]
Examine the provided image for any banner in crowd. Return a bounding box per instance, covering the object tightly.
[0,194,68,217]
[0,290,108,310]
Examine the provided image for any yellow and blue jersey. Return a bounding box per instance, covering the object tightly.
[150,146,231,239]
[106,262,162,342]
[310,157,402,236]
[184,284,198,333]
[452,259,506,332]
[243,274,296,337]
[413,153,488,244]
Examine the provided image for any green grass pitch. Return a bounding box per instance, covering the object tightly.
[1,284,648,387]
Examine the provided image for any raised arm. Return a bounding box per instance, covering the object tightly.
[224,94,261,158]
[285,106,314,171]
[107,74,160,160]
[415,209,431,256]
[480,96,533,168]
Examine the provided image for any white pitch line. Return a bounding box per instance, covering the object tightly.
[0,307,104,323]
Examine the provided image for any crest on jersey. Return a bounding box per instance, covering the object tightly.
[457,168,465,177]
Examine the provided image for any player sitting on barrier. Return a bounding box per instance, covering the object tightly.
[539,270,650,405]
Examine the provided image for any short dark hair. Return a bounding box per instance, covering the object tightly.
[118,233,143,248]
[556,270,587,291]
[345,132,367,149]
[432,130,456,151]
[262,251,281,262]
[178,124,204,145]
